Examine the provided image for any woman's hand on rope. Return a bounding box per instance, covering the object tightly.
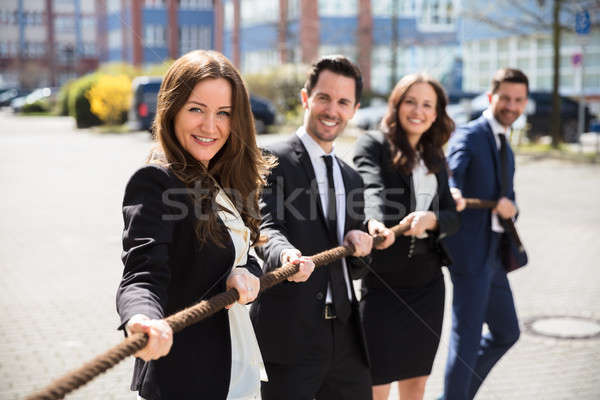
[281,248,315,283]
[126,314,173,362]
[226,268,260,307]
[343,229,373,257]
[450,187,467,212]
[368,219,395,250]
[401,211,438,237]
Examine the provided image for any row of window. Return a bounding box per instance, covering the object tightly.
[109,25,212,50]
[471,53,600,72]
[227,0,456,28]
[0,41,96,59]
[468,32,599,54]
[143,0,212,10]
[0,10,44,25]
[180,25,211,53]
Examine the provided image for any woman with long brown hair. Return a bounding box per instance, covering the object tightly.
[116,50,274,399]
[353,74,460,400]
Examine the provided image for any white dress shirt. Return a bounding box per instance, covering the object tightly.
[296,127,353,301]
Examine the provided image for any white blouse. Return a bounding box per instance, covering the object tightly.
[411,158,438,239]
[215,189,264,400]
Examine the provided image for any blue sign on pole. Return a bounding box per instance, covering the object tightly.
[575,10,591,35]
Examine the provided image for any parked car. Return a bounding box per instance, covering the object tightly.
[128,76,161,132]
[351,97,387,131]
[0,88,30,107]
[249,94,277,133]
[10,87,56,113]
[351,97,470,131]
[129,76,277,134]
[468,91,592,143]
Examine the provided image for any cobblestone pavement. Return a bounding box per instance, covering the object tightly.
[0,114,598,399]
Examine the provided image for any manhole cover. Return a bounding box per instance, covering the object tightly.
[525,316,600,339]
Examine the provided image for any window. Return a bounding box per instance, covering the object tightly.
[242,0,279,26]
[0,9,17,24]
[82,42,96,57]
[55,16,75,33]
[242,49,279,73]
[497,38,509,52]
[319,0,356,17]
[516,57,530,70]
[107,0,121,13]
[145,25,166,47]
[108,29,122,49]
[537,37,551,50]
[287,0,299,20]
[479,40,490,53]
[81,16,96,32]
[56,43,76,63]
[180,25,212,54]
[224,1,233,30]
[418,0,456,30]
[180,0,212,10]
[144,0,165,8]
[23,42,46,58]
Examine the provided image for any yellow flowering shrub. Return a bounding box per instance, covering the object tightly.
[86,74,132,125]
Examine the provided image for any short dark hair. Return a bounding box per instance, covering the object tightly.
[304,55,363,104]
[491,68,529,95]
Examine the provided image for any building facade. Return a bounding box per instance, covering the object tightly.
[0,0,101,88]
[0,0,220,88]
[460,0,600,97]
[105,0,217,66]
[222,0,463,94]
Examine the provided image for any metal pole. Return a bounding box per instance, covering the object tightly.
[390,0,398,91]
[577,43,586,150]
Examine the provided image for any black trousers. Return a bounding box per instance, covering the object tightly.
[261,313,372,400]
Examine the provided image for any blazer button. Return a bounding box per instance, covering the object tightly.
[315,292,324,300]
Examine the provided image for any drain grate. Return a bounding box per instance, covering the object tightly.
[524,315,600,340]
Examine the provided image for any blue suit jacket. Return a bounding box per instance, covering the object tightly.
[443,115,516,275]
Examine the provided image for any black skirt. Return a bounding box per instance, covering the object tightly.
[359,275,445,385]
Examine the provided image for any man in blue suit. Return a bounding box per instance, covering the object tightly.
[441,69,529,399]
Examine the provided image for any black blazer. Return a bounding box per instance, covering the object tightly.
[353,131,460,288]
[116,164,261,400]
[251,135,369,365]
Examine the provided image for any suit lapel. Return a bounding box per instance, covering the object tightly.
[290,136,330,233]
[482,119,502,192]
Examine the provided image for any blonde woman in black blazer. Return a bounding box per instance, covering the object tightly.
[117,50,273,400]
[353,74,459,400]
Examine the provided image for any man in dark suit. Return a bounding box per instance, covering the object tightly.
[251,55,374,400]
[441,69,529,399]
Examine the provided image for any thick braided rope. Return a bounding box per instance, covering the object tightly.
[26,221,411,400]
[464,198,497,209]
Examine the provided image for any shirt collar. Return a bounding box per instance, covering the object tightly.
[296,126,336,160]
[483,108,509,135]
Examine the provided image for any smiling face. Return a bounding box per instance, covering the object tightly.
[488,82,528,128]
[397,82,438,144]
[174,78,232,166]
[301,69,359,153]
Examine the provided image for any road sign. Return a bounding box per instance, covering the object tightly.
[575,10,591,35]
[572,53,583,66]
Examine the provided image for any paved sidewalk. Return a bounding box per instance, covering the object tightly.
[0,114,598,399]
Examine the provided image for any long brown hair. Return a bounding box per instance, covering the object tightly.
[381,73,454,175]
[151,50,274,246]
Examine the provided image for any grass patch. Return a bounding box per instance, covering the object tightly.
[19,111,53,117]
[515,141,598,163]
[93,124,131,134]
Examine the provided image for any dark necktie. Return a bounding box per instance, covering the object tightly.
[322,155,351,322]
[498,133,508,196]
